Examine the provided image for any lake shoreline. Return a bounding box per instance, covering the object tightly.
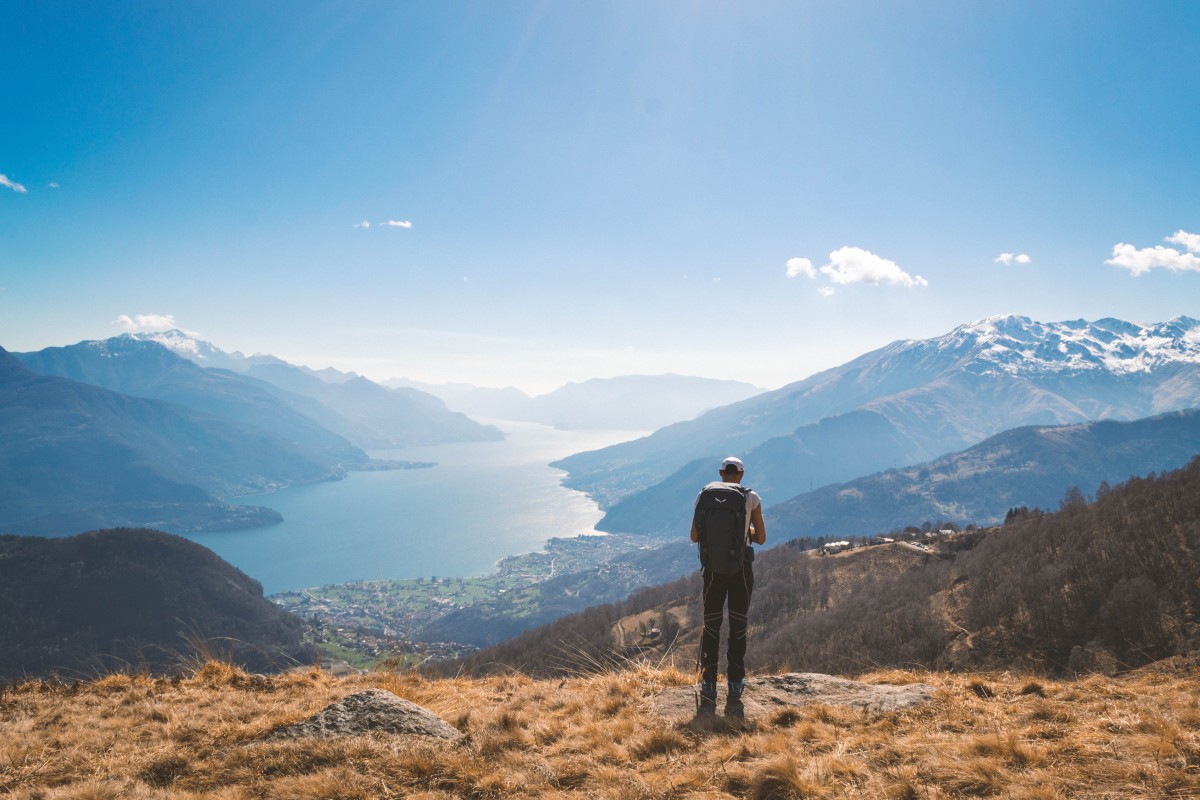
[183,421,646,595]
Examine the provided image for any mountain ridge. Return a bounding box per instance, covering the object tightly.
[766,406,1200,540]
[127,329,503,447]
[16,336,369,468]
[562,315,1200,535]
[449,373,763,431]
[0,345,340,533]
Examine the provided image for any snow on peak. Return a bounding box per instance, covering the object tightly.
[934,315,1200,376]
[134,330,201,357]
[126,326,236,362]
[126,329,244,365]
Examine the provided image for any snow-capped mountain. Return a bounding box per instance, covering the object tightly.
[128,330,359,383]
[127,329,249,371]
[901,315,1200,377]
[554,314,1200,537]
[15,335,369,468]
[122,330,501,447]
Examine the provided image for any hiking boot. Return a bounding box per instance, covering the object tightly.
[700,679,718,705]
[727,678,745,701]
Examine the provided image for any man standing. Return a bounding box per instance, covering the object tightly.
[690,455,766,707]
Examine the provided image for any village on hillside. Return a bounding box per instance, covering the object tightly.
[271,533,650,668]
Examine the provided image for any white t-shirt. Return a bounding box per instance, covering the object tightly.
[695,481,762,544]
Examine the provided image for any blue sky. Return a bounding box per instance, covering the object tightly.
[2,1,1198,392]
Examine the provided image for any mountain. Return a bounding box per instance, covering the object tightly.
[16,336,368,469]
[453,374,763,431]
[384,376,481,400]
[0,346,338,533]
[766,407,1200,540]
[560,315,1200,534]
[130,328,358,382]
[388,374,764,432]
[0,528,315,678]
[242,363,504,447]
[135,330,503,447]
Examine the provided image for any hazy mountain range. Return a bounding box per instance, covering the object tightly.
[556,315,1200,537]
[0,345,329,533]
[389,374,763,431]
[124,330,503,448]
[1,332,503,535]
[17,336,367,465]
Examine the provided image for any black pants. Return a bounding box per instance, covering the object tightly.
[700,563,754,683]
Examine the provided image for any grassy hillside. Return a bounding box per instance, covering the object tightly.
[3,659,1199,798]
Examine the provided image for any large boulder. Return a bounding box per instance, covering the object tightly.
[271,689,461,741]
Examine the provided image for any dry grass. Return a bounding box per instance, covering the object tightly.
[2,660,1200,799]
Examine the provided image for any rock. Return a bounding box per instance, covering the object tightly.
[650,673,936,722]
[271,689,461,741]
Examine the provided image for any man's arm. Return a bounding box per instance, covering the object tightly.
[750,504,766,545]
[690,521,699,543]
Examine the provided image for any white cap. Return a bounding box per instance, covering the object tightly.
[720,456,744,472]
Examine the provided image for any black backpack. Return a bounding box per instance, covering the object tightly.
[694,484,752,573]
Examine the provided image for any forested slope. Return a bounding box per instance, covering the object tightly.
[0,528,315,679]
[443,456,1200,677]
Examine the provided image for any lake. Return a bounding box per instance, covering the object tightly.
[181,421,642,595]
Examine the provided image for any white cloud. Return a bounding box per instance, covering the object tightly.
[785,257,817,279]
[1,174,28,194]
[1107,243,1200,276]
[995,252,1032,265]
[1107,231,1200,276]
[113,313,184,333]
[380,220,413,228]
[48,181,59,189]
[1166,230,1200,254]
[819,246,927,287]
[353,220,370,229]
[786,246,927,293]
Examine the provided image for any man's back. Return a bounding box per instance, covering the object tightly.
[691,457,766,709]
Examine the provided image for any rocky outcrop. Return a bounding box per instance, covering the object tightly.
[650,673,936,722]
[271,689,461,741]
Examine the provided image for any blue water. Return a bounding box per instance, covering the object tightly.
[180,421,641,595]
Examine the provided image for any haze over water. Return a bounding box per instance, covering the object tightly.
[183,421,643,595]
